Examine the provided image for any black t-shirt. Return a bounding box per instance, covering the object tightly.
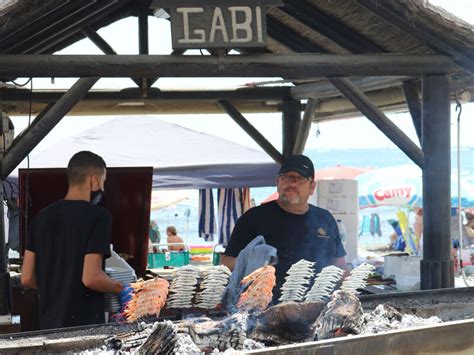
[26,200,112,330]
[224,201,346,301]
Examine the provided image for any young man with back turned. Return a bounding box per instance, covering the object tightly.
[21,151,129,329]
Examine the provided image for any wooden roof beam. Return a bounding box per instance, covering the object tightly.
[218,100,284,165]
[2,77,99,179]
[0,54,452,77]
[0,87,290,102]
[357,0,474,74]
[402,80,422,144]
[82,26,143,88]
[293,98,317,154]
[329,77,424,168]
[82,26,117,55]
[282,0,385,54]
[291,76,411,100]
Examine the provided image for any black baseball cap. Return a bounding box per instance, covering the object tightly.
[279,154,315,179]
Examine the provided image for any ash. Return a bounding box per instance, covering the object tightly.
[361,304,442,334]
[174,333,201,354]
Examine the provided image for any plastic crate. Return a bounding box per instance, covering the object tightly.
[212,244,226,266]
[148,251,190,268]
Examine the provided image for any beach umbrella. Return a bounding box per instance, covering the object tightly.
[150,190,189,211]
[357,165,474,208]
[198,189,216,242]
[262,165,370,203]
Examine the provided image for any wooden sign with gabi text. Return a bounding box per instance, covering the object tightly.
[154,0,282,49]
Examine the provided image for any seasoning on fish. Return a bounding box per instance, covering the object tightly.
[123,277,169,322]
[237,265,276,312]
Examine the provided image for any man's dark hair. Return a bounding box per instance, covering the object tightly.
[67,151,106,185]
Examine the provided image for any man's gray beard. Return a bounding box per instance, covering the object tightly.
[281,194,301,205]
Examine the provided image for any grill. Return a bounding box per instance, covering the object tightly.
[2,287,474,353]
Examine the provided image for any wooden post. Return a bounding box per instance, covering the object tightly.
[293,99,317,155]
[2,77,99,179]
[402,80,422,144]
[0,145,10,315]
[138,0,155,92]
[420,75,453,289]
[217,100,284,165]
[0,191,11,315]
[282,98,301,157]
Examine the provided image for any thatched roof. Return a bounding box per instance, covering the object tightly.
[0,0,473,120]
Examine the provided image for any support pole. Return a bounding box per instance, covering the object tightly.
[0,113,11,315]
[293,99,317,155]
[421,74,453,289]
[2,77,99,179]
[282,99,301,157]
[138,0,153,92]
[329,77,424,168]
[402,80,422,144]
[218,100,284,165]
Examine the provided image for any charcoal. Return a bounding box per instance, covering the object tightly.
[253,301,326,343]
[312,290,364,340]
[137,322,177,355]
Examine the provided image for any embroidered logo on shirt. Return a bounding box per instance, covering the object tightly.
[317,228,330,238]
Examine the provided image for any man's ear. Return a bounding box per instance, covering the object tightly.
[89,175,97,190]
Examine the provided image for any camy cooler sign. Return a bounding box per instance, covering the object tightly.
[155,0,282,49]
[370,184,418,207]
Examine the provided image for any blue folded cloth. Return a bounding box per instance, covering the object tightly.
[221,235,278,309]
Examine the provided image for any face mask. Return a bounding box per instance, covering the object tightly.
[90,189,105,206]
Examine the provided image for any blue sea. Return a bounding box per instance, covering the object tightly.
[151,148,474,249]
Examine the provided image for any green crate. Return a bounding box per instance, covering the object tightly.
[212,252,221,266]
[148,251,190,268]
[212,244,226,266]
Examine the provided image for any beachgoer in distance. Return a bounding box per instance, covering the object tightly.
[149,220,161,253]
[166,226,185,251]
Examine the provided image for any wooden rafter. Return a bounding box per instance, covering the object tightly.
[282,0,384,54]
[0,54,452,77]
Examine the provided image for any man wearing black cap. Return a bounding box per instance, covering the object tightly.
[222,154,349,302]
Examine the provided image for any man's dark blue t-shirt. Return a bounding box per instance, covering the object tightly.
[224,201,346,301]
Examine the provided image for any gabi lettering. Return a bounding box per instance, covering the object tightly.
[374,186,412,201]
[159,0,282,49]
[177,6,261,45]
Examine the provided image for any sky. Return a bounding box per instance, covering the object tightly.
[9,0,474,155]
